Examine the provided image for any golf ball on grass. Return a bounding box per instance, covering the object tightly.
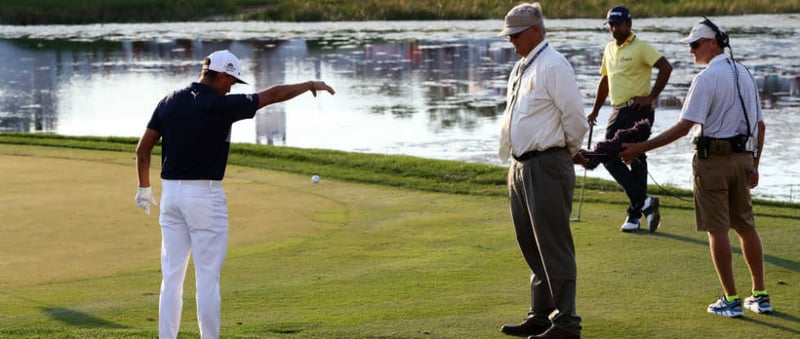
[311,175,320,183]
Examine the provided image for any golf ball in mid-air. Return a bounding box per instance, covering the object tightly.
[311,175,320,183]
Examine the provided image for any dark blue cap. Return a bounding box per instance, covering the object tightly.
[606,5,631,24]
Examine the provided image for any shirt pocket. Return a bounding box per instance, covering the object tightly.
[517,73,548,112]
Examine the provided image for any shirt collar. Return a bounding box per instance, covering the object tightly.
[523,40,549,62]
[709,53,729,65]
[191,82,215,92]
[617,33,636,48]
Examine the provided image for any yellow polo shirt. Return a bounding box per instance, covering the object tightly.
[600,33,663,106]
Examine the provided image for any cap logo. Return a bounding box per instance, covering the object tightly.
[224,62,237,74]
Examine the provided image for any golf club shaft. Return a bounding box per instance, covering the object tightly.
[587,121,594,149]
[574,122,594,221]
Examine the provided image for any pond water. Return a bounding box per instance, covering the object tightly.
[1,15,798,202]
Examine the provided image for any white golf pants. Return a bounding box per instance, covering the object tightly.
[158,179,228,339]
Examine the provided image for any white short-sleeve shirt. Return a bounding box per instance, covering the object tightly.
[680,54,763,139]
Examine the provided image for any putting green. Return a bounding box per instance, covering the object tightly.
[1,143,797,338]
[0,146,343,288]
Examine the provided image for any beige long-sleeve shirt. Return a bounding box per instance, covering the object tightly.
[504,41,588,157]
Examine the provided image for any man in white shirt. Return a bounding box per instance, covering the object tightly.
[496,3,588,338]
[619,18,771,319]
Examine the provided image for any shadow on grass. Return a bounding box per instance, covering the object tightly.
[643,232,800,273]
[264,322,306,334]
[41,307,128,329]
[736,311,800,336]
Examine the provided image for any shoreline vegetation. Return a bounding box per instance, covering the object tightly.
[1,0,799,25]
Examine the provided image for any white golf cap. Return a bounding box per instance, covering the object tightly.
[203,50,247,84]
[679,23,719,44]
[497,3,543,37]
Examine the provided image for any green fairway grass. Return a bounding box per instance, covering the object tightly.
[0,140,798,338]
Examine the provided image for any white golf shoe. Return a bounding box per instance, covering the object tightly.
[619,216,641,232]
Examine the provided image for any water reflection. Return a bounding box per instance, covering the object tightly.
[0,16,798,201]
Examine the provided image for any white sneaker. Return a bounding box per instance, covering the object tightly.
[743,294,773,314]
[642,196,661,233]
[619,216,640,232]
[708,295,743,318]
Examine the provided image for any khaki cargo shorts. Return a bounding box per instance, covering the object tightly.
[692,151,756,232]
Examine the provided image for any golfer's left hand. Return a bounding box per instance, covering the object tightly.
[135,186,158,215]
[310,81,336,97]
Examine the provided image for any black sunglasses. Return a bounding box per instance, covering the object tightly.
[508,27,530,40]
[689,39,705,49]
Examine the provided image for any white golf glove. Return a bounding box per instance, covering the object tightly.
[135,187,158,215]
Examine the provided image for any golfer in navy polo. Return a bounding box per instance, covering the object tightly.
[135,49,335,339]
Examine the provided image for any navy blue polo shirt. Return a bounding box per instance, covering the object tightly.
[147,82,259,180]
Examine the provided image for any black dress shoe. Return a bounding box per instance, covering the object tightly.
[500,318,550,337]
[528,325,580,339]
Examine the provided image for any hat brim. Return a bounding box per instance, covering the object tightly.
[679,25,718,45]
[678,36,702,45]
[224,71,247,84]
[232,76,247,85]
[204,65,248,84]
[605,18,627,25]
[497,25,530,37]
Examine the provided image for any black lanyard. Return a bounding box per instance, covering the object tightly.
[515,43,549,80]
[508,43,549,109]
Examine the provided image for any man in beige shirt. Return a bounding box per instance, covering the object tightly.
[496,3,588,338]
